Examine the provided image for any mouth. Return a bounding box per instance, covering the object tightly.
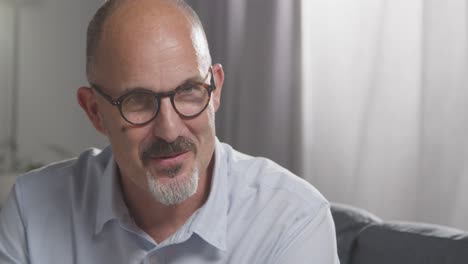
[148,151,191,167]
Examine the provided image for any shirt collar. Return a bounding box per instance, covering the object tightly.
[190,138,229,251]
[94,148,129,235]
[93,139,229,252]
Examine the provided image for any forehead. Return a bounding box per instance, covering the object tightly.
[93,1,204,91]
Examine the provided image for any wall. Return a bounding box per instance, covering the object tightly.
[15,0,106,167]
[0,2,15,170]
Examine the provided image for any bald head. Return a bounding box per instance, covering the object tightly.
[86,0,211,83]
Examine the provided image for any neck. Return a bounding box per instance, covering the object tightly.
[119,159,214,243]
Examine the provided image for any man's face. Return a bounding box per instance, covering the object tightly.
[87,4,222,205]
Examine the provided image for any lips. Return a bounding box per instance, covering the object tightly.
[149,151,190,167]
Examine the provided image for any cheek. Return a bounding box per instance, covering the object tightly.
[105,118,148,167]
[186,107,216,142]
[206,104,216,126]
[187,108,217,162]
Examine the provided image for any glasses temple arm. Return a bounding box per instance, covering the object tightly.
[209,67,216,92]
[90,84,118,105]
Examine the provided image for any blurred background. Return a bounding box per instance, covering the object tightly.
[1,0,468,231]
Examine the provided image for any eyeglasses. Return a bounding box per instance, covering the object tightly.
[91,67,216,125]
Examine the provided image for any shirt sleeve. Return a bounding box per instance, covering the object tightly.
[0,185,29,264]
[273,204,340,264]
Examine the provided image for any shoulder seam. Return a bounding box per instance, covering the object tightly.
[271,203,330,264]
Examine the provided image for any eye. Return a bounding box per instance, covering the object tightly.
[175,84,205,100]
[122,92,156,112]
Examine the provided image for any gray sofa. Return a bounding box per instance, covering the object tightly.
[331,203,468,264]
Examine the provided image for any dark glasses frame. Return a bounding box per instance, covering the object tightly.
[90,67,216,126]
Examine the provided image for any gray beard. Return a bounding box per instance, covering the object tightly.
[146,166,199,206]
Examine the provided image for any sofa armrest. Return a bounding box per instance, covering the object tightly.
[351,221,468,264]
[331,203,381,264]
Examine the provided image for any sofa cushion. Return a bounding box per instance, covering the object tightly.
[351,221,468,264]
[331,203,381,264]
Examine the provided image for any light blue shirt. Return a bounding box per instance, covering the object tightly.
[0,140,339,263]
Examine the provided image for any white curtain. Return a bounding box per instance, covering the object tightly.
[303,0,468,230]
[189,0,468,230]
[0,2,16,172]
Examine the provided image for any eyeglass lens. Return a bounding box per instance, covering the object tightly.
[121,83,210,124]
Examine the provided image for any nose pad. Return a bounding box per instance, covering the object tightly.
[150,97,182,142]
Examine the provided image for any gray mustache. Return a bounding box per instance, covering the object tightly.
[141,137,196,162]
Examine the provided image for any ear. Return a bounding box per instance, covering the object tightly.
[211,63,224,112]
[77,87,108,135]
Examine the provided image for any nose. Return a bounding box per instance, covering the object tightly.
[150,97,183,142]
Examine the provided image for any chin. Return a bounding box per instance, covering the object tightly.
[145,165,199,206]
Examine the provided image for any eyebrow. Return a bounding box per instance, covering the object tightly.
[117,74,206,95]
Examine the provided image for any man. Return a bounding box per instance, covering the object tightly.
[0,0,339,263]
